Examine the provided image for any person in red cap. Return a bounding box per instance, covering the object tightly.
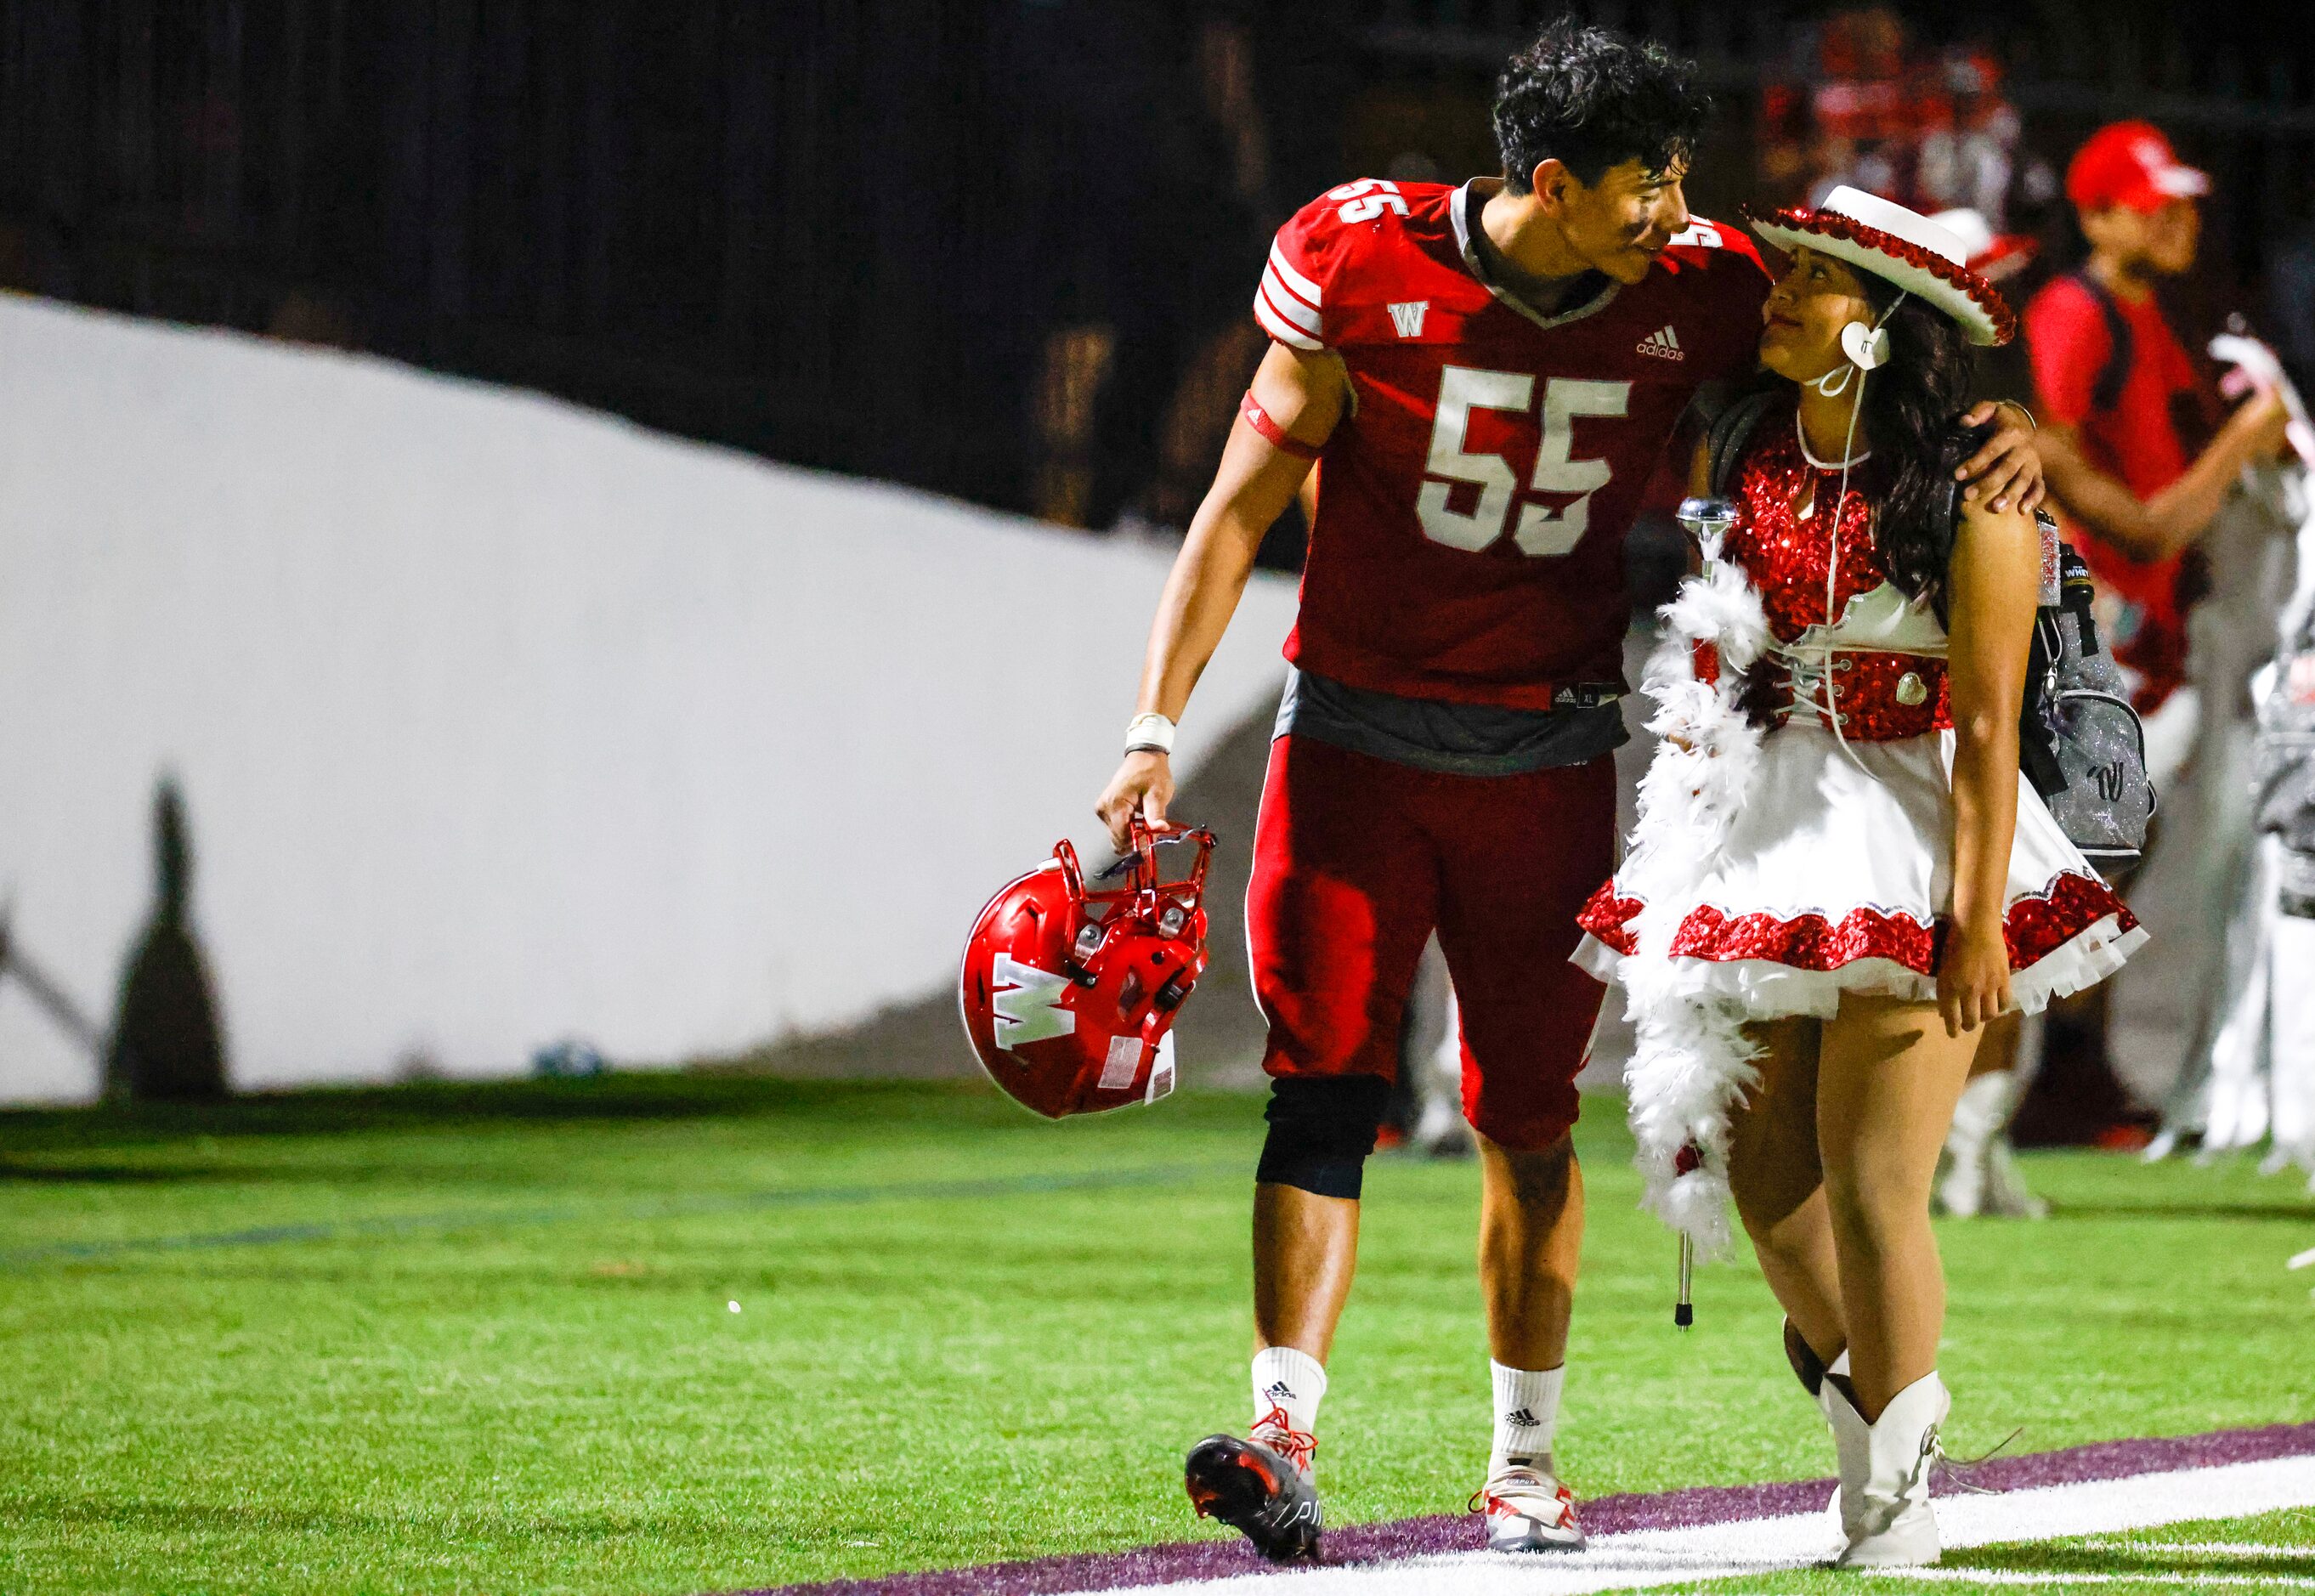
[2018,122,2290,1151]
[2025,121,2290,721]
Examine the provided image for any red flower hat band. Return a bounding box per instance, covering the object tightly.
[1745,187,2018,348]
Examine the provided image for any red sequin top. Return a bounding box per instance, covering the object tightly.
[1722,405,1952,740]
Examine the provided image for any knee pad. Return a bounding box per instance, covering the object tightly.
[1255,1074,1392,1199]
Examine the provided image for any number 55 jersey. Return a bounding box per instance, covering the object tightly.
[1255,177,1771,710]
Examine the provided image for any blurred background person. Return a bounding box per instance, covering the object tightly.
[2157,456,2315,1180]
[1754,11,2047,228]
[2014,121,2292,1148]
[2025,122,2289,743]
[1912,50,2024,228]
[1785,7,1910,205]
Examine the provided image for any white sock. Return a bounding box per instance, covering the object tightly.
[1251,1345,1326,1440]
[1490,1361,1565,1476]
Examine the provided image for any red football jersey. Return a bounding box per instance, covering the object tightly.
[1254,178,1772,709]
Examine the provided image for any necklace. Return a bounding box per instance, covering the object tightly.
[1796,409,1871,471]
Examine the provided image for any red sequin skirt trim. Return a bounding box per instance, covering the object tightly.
[1576,870,2137,977]
[1577,886,1644,955]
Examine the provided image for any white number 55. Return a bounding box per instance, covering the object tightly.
[1416,366,1630,557]
[1329,178,1410,224]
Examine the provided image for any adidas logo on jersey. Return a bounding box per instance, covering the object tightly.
[1388,300,1429,338]
[1637,325,1684,361]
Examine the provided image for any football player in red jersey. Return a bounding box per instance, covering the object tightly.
[1095,21,2043,1561]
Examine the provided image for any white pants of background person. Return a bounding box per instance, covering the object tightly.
[2273,903,2315,1183]
[1401,937,1475,1157]
[2137,474,2303,1127]
[2176,835,2315,1186]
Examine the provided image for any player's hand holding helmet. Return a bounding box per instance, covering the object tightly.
[1096,750,1174,853]
[959,818,1214,1118]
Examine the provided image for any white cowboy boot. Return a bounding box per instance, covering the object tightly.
[1833,1371,1950,1567]
[1939,1070,2048,1219]
[1982,1127,2050,1219]
[1935,1074,1996,1217]
[1817,1356,1869,1548]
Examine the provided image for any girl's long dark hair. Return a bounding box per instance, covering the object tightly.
[1854,277,1977,613]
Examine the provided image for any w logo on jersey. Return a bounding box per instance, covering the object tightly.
[1388,300,1429,339]
[990,953,1076,1050]
[1637,325,1684,361]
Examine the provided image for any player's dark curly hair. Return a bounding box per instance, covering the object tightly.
[1493,20,1710,190]
[1854,274,1979,617]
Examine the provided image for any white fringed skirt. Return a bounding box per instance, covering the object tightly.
[1575,722,2145,1018]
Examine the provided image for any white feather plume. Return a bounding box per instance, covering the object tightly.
[1615,548,1775,1259]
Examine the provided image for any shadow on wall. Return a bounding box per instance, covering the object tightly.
[713,693,1281,1089]
[105,778,231,1102]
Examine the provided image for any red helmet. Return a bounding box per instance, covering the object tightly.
[959,821,1214,1118]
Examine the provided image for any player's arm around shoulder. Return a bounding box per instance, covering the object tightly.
[1094,342,1349,851]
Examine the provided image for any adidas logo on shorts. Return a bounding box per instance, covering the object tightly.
[1637,324,1684,361]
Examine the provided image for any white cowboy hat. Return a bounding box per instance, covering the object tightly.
[1747,186,2016,347]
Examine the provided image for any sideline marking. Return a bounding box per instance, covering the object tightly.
[0,1160,1238,1269]
[1875,1575,2315,1589]
[1102,1454,2315,1593]
[751,1424,2315,1596]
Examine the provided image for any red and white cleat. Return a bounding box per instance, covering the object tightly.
[1474,1463,1586,1554]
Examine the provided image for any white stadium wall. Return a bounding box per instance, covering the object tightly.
[0,295,1295,1104]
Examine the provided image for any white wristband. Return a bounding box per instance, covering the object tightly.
[1124,711,1176,756]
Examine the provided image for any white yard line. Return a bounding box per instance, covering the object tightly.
[1870,1575,2315,1589]
[1110,1455,2315,1596]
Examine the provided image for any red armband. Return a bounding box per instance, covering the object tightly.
[1240,391,1322,460]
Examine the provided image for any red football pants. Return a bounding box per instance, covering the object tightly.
[1245,733,1616,1152]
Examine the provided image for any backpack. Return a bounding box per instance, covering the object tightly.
[2016,540,2155,867]
[2067,272,2136,414]
[1700,391,2154,867]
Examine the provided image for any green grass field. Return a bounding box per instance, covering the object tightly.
[3,1072,2311,1595]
